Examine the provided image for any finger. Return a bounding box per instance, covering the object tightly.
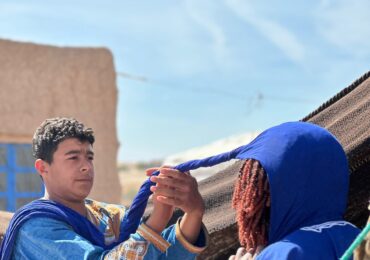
[160,168,188,180]
[154,181,170,189]
[146,165,173,176]
[228,256,235,260]
[152,186,187,203]
[145,168,160,176]
[156,196,181,207]
[152,176,193,194]
[150,185,178,198]
[150,175,185,190]
[160,165,173,169]
[236,247,246,257]
[149,176,175,190]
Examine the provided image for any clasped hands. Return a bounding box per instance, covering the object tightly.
[146,166,204,216]
[144,166,205,240]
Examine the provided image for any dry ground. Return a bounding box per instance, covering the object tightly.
[118,160,162,206]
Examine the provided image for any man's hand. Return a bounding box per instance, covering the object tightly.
[149,168,204,215]
[144,166,174,234]
[150,168,205,243]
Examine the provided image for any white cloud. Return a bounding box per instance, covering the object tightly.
[184,0,230,63]
[225,0,306,64]
[315,0,370,57]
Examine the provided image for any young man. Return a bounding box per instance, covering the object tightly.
[0,117,208,259]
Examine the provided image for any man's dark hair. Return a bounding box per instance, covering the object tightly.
[32,117,95,163]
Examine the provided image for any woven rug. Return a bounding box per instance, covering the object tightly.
[195,71,370,259]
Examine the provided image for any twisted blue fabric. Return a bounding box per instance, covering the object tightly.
[122,143,246,239]
[120,145,243,240]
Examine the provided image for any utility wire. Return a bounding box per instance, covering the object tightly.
[117,71,320,104]
[117,72,148,82]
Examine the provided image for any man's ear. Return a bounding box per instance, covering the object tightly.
[35,159,49,178]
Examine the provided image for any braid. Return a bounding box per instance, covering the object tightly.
[232,159,270,251]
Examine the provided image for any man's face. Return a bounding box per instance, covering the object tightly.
[42,138,95,202]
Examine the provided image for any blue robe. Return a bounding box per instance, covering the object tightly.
[1,199,207,260]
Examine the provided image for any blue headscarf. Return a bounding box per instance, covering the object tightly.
[0,122,356,259]
[237,121,349,243]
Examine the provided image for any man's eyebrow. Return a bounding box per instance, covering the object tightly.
[64,150,94,156]
[64,150,81,156]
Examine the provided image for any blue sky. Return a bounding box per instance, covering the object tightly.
[1,0,369,162]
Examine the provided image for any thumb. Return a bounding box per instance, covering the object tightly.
[146,168,160,176]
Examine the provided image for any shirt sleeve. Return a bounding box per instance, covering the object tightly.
[12,217,208,260]
[12,217,105,260]
[104,218,209,260]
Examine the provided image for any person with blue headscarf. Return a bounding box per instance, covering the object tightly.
[0,117,208,260]
[229,122,360,259]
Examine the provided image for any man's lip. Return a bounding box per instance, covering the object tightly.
[75,179,92,182]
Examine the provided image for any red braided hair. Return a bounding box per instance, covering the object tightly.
[232,159,270,252]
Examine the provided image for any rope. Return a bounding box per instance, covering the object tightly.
[340,223,370,260]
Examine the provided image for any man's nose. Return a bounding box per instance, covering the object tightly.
[80,159,92,173]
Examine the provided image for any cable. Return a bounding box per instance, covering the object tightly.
[116,71,320,104]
